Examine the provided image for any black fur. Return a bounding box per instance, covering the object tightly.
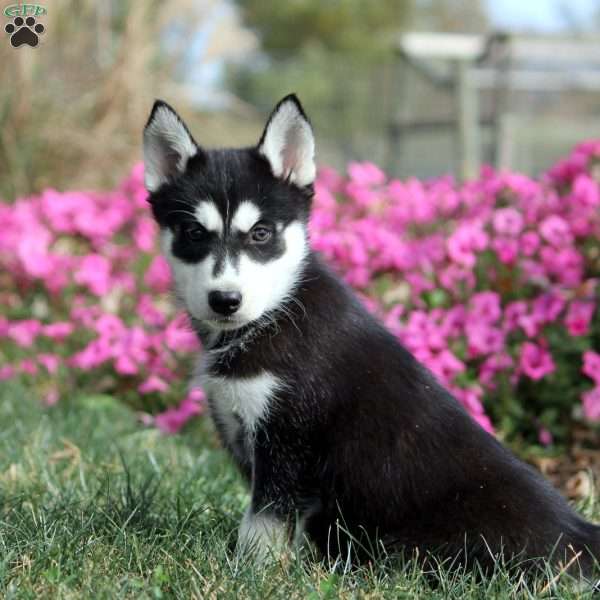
[208,253,600,573]
[149,148,311,268]
[145,96,600,577]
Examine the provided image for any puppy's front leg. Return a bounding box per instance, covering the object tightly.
[236,433,311,564]
[237,505,290,563]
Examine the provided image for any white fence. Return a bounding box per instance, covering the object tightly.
[392,32,600,180]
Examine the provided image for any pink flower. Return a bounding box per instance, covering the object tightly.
[133,217,157,252]
[120,162,149,207]
[503,301,527,332]
[538,427,553,446]
[164,314,199,352]
[138,375,169,394]
[115,355,138,375]
[519,342,555,381]
[0,365,16,380]
[38,354,60,374]
[7,319,42,347]
[144,256,172,293]
[479,353,513,387]
[492,237,518,264]
[70,340,111,369]
[347,162,386,186]
[540,215,572,247]
[452,387,495,434]
[6,146,600,441]
[16,226,54,278]
[447,223,488,268]
[43,322,75,341]
[473,413,495,434]
[19,359,38,375]
[582,387,600,420]
[95,314,125,338]
[137,294,167,327]
[439,264,475,294]
[582,351,600,385]
[571,174,600,208]
[470,292,501,323]
[532,293,565,324]
[493,207,523,236]
[520,231,540,256]
[383,305,404,338]
[429,349,465,384]
[75,254,112,296]
[540,247,583,286]
[564,301,595,336]
[345,183,378,208]
[43,388,60,406]
[154,388,205,434]
[466,323,504,358]
[517,313,542,338]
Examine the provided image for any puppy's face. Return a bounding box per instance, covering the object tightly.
[143,96,315,331]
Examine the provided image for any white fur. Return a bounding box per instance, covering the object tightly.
[143,104,197,192]
[211,257,239,291]
[231,201,261,233]
[161,222,308,329]
[237,507,288,562]
[195,202,224,234]
[202,371,282,444]
[258,99,316,187]
[236,222,308,318]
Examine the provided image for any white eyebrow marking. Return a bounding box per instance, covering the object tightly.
[195,202,223,234]
[231,201,261,233]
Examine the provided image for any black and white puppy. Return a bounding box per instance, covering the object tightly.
[143,95,600,575]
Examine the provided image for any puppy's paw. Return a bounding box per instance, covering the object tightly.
[236,508,290,565]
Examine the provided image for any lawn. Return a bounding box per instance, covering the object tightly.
[1,380,598,599]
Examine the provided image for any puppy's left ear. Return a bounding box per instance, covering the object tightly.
[258,94,316,187]
[143,100,199,192]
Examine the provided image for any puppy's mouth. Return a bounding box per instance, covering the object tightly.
[205,316,247,331]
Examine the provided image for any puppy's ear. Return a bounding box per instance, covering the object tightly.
[143,100,199,192]
[258,94,316,187]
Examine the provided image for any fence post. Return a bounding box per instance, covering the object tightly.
[455,60,480,181]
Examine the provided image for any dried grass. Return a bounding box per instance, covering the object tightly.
[0,0,258,199]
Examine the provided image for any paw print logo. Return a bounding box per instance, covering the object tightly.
[5,16,45,48]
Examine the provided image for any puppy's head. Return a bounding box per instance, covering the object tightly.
[143,94,315,331]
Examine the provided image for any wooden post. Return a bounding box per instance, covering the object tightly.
[496,112,516,171]
[455,60,480,181]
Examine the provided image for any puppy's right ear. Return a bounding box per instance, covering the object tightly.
[143,100,199,192]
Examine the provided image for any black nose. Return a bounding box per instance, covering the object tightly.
[208,290,242,316]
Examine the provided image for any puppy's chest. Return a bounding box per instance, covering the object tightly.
[202,370,281,449]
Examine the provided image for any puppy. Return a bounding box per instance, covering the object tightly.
[143,94,600,576]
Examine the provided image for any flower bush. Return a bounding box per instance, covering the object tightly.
[1,142,600,443]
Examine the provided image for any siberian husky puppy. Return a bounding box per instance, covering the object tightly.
[143,94,600,578]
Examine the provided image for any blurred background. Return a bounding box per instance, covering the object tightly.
[2,0,600,200]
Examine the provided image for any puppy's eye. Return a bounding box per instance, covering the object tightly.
[249,225,272,244]
[181,224,207,241]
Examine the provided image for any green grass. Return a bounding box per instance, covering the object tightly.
[0,381,598,599]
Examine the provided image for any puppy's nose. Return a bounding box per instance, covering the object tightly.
[208,290,242,316]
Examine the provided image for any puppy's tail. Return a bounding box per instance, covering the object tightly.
[575,522,600,582]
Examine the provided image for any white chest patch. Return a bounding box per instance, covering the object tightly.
[202,371,283,445]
